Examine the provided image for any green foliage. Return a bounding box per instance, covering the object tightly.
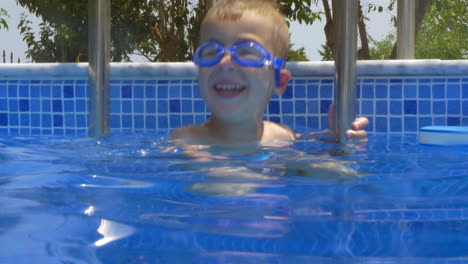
[15,0,324,63]
[415,0,467,59]
[0,8,9,30]
[368,34,395,60]
[368,0,467,60]
[288,44,308,61]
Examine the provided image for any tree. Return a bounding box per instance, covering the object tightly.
[16,0,322,63]
[415,0,467,59]
[0,8,9,30]
[368,0,466,60]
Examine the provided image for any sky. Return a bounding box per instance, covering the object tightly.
[0,0,396,63]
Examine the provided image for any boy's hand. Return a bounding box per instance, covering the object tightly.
[328,104,369,141]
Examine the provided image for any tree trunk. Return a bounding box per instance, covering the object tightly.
[357,1,370,60]
[322,0,334,59]
[390,0,433,59]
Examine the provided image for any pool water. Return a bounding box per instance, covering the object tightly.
[0,132,467,263]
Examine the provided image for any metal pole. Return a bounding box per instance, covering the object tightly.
[333,0,358,143]
[397,0,416,59]
[88,0,110,137]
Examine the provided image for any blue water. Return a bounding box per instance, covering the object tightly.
[0,133,467,263]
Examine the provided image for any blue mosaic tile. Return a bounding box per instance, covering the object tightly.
[283,85,293,99]
[53,115,63,127]
[390,79,403,83]
[418,85,430,98]
[65,114,75,127]
[64,86,74,98]
[418,100,431,115]
[111,100,120,113]
[76,100,86,112]
[76,85,86,98]
[376,101,387,115]
[19,99,29,112]
[307,84,318,98]
[320,100,332,114]
[419,117,432,128]
[146,101,156,113]
[19,85,29,97]
[134,86,145,99]
[122,101,132,113]
[41,86,51,97]
[362,85,374,98]
[432,84,445,99]
[389,117,402,132]
[434,117,446,126]
[389,85,402,99]
[269,101,280,114]
[110,115,120,128]
[0,113,7,126]
[157,86,168,98]
[194,100,205,112]
[432,101,446,115]
[320,85,333,98]
[158,116,168,128]
[53,100,62,112]
[447,83,461,98]
[0,99,7,111]
[52,86,62,98]
[182,115,194,125]
[146,116,156,129]
[41,114,51,127]
[282,101,293,114]
[447,117,460,126]
[31,114,40,127]
[307,116,319,128]
[463,101,468,115]
[158,100,168,113]
[375,85,387,99]
[463,83,468,98]
[404,100,417,115]
[9,99,18,112]
[295,100,306,113]
[404,85,417,98]
[169,100,180,112]
[0,85,7,97]
[169,85,181,98]
[307,101,318,114]
[122,85,132,98]
[447,100,460,115]
[145,86,156,98]
[170,115,181,128]
[134,100,144,113]
[64,100,74,113]
[122,115,132,128]
[375,117,387,132]
[294,85,306,98]
[8,85,18,97]
[362,100,374,115]
[76,115,88,127]
[134,115,144,129]
[30,86,40,98]
[404,116,417,132]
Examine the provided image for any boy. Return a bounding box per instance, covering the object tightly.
[171,0,368,146]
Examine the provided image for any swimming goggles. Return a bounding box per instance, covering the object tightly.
[193,40,285,87]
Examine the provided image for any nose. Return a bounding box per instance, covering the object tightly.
[218,51,235,67]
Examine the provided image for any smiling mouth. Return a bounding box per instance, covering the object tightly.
[213,83,246,98]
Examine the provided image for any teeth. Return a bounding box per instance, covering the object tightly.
[215,84,245,91]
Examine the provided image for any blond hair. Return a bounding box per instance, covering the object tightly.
[202,0,290,59]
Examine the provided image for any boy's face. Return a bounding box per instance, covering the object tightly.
[198,12,289,123]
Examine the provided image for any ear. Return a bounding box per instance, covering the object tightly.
[274,69,291,95]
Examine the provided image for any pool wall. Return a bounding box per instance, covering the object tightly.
[0,60,467,136]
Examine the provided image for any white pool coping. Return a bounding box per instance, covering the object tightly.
[0,60,467,79]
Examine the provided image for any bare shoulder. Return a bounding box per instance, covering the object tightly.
[262,121,297,141]
[170,125,200,140]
